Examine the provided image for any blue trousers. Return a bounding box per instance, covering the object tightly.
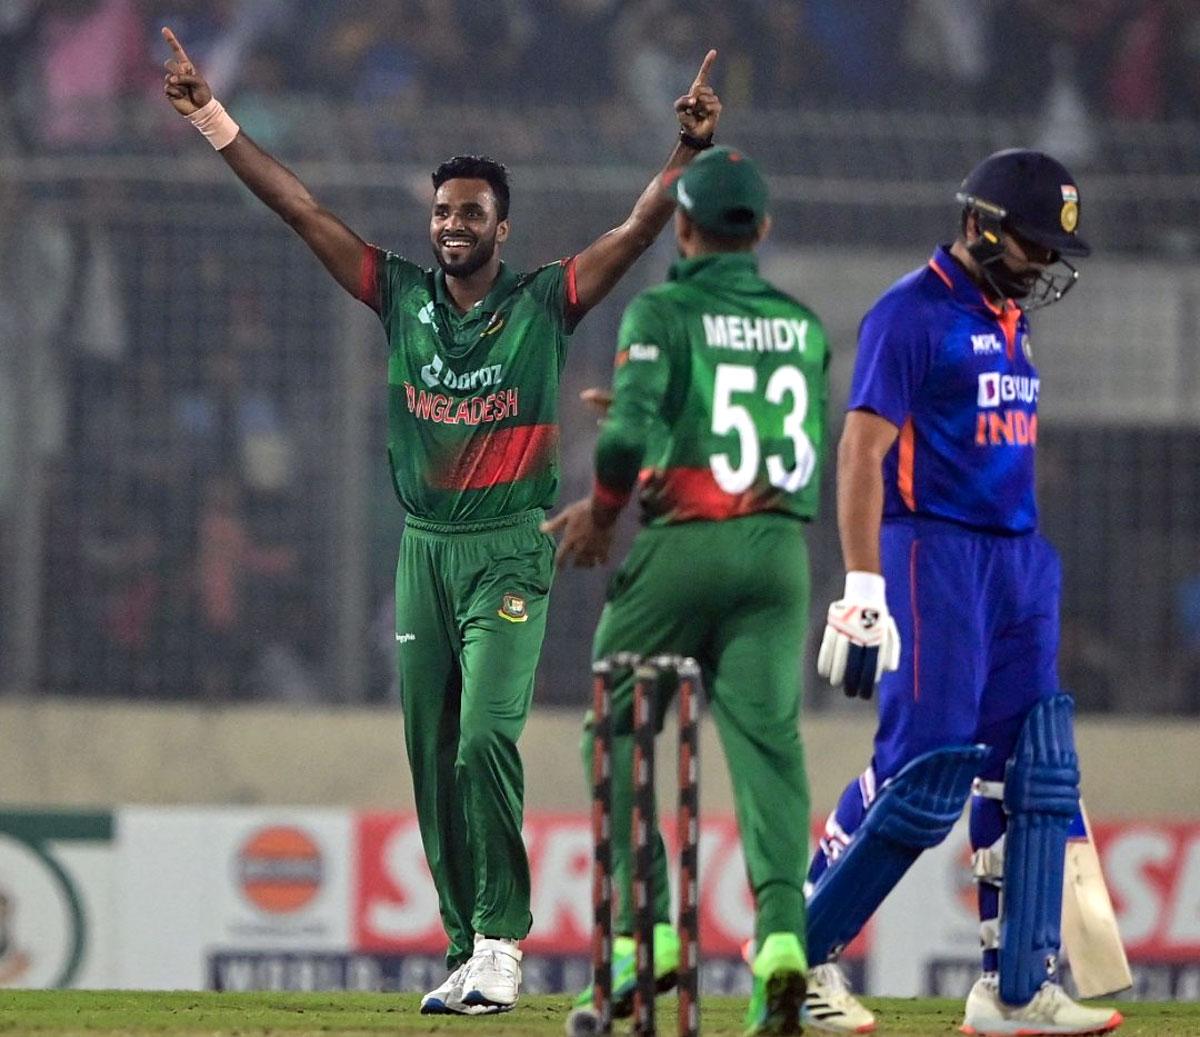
[810,518,1064,971]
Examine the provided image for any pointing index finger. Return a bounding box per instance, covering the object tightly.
[161,27,193,70]
[691,48,717,88]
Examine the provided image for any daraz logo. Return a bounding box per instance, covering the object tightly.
[420,352,504,392]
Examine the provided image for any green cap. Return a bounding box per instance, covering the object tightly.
[667,146,768,237]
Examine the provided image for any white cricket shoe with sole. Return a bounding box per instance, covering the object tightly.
[803,963,877,1033]
[961,975,1123,1036]
[420,962,487,1015]
[460,935,522,1012]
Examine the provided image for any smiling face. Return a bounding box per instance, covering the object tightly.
[429,178,509,278]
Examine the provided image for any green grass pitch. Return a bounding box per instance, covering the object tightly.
[2,991,1198,1037]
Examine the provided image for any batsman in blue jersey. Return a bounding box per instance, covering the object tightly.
[805,151,1124,1037]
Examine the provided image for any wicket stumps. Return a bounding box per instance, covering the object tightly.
[582,653,703,1037]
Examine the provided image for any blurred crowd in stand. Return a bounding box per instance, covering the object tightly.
[0,173,337,703]
[3,0,1200,160]
[5,0,1200,711]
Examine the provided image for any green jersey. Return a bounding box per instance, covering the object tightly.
[363,247,577,523]
[594,253,829,526]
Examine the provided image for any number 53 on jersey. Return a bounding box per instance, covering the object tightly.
[629,295,829,527]
[710,362,818,494]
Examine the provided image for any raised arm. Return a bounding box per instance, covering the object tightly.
[569,49,722,320]
[161,27,368,302]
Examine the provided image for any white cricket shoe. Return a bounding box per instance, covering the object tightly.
[460,935,522,1012]
[961,974,1123,1036]
[804,963,877,1033]
[420,962,488,1015]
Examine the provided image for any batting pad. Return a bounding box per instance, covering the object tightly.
[999,693,1080,1005]
[806,744,987,966]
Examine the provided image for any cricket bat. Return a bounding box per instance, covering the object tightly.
[1061,800,1133,997]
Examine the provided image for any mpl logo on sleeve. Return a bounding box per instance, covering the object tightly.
[971,333,1003,356]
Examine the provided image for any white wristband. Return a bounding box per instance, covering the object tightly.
[186,97,240,151]
[844,570,886,607]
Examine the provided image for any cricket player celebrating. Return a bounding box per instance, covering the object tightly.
[807,150,1122,1036]
[161,27,722,1016]
[545,147,830,1035]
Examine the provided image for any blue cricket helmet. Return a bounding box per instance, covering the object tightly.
[956,149,1091,258]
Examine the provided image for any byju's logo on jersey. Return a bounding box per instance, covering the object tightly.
[971,333,1003,355]
[976,372,1041,447]
[978,372,1040,408]
[978,372,1000,407]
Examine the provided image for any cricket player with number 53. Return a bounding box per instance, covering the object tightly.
[807,150,1124,1037]
[546,146,831,1035]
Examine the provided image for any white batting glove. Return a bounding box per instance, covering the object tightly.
[817,571,902,700]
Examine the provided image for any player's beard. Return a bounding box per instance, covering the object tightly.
[433,232,497,278]
[980,256,1041,301]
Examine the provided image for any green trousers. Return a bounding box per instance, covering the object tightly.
[582,514,812,950]
[396,509,554,968]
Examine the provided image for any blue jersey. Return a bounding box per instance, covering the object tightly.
[848,245,1038,534]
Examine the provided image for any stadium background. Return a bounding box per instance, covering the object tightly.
[1,0,1199,1002]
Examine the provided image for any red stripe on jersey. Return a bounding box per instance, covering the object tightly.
[989,300,1020,359]
[562,254,579,307]
[897,417,916,510]
[636,466,784,522]
[593,477,631,512]
[434,424,559,491]
[910,539,922,702]
[358,245,380,311]
[927,258,954,290]
[562,254,584,328]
